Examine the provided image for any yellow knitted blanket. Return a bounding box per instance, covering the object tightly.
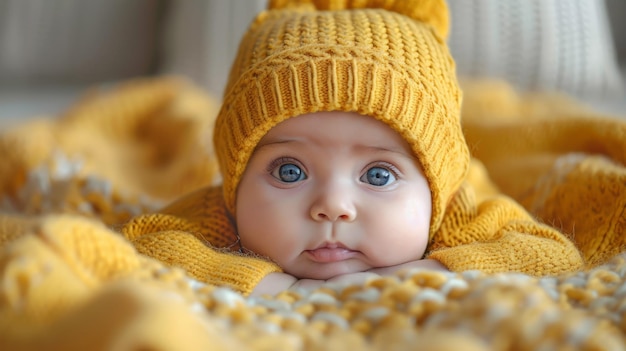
[1,77,625,350]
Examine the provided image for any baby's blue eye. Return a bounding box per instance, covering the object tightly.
[274,163,306,183]
[361,166,396,186]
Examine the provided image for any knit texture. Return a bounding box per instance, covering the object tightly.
[122,186,282,294]
[460,79,626,267]
[214,0,468,234]
[0,77,221,226]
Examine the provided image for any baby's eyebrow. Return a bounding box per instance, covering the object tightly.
[363,145,404,153]
[356,144,415,158]
[252,139,299,155]
[254,138,295,150]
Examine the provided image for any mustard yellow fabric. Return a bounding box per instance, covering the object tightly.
[1,215,626,350]
[123,186,282,294]
[0,214,240,350]
[0,76,220,219]
[461,79,626,267]
[0,1,624,348]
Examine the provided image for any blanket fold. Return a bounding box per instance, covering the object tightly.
[460,79,626,265]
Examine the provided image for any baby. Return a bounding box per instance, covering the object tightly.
[122,0,583,296]
[237,110,447,294]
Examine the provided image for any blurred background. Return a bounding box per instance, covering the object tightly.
[0,0,625,127]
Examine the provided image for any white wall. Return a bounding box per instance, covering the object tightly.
[161,0,266,98]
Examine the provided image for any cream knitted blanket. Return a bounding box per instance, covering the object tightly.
[1,77,625,350]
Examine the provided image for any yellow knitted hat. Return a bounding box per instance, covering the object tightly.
[214,0,470,235]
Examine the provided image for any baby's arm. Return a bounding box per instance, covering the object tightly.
[250,272,297,296]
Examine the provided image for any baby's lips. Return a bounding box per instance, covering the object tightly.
[306,247,357,263]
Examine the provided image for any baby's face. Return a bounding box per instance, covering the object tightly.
[235,111,432,279]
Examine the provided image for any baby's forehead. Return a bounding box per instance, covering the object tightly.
[255,110,416,154]
[264,111,396,134]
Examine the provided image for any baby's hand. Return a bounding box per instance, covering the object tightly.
[368,259,449,275]
[251,272,380,297]
[250,259,448,297]
[250,272,297,297]
[326,271,380,286]
[367,259,449,276]
[326,260,449,286]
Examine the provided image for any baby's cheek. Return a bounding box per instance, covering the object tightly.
[395,209,431,259]
[238,209,301,261]
[406,197,432,236]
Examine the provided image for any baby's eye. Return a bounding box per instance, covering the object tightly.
[272,163,307,183]
[360,166,397,186]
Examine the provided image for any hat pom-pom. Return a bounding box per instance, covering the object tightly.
[269,0,448,39]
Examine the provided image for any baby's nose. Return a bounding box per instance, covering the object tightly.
[309,188,356,222]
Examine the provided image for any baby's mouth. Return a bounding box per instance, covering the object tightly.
[305,243,358,263]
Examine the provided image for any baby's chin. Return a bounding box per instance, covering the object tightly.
[285,260,372,280]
